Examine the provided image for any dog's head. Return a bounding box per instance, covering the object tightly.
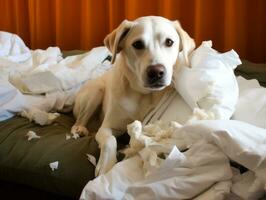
[104,16,195,91]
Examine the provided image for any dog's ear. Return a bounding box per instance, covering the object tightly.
[104,20,133,64]
[172,20,195,66]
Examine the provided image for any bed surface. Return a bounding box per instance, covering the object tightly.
[0,51,265,199]
[235,59,266,87]
[0,114,98,199]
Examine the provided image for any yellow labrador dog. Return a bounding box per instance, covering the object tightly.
[72,16,195,176]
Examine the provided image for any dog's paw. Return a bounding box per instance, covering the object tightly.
[71,125,89,137]
[95,147,117,176]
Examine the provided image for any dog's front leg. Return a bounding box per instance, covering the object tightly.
[71,80,104,136]
[95,127,117,176]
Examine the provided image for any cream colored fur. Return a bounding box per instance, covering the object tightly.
[72,16,195,176]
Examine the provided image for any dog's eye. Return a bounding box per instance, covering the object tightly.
[132,40,145,50]
[165,38,174,47]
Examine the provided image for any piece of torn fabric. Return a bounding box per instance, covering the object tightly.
[0,31,112,124]
[174,41,241,120]
[231,170,265,200]
[15,47,112,125]
[0,31,31,62]
[193,180,232,200]
[26,130,40,141]
[80,120,266,200]
[233,76,266,129]
[81,141,232,200]
[66,133,71,140]
[49,161,59,171]
[0,80,25,121]
[86,154,96,167]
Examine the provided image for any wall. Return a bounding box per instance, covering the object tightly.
[0,0,265,62]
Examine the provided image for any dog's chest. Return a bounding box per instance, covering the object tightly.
[119,97,138,113]
[118,93,160,120]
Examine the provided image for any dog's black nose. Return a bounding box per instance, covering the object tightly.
[146,64,165,84]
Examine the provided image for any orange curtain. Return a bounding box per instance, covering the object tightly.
[0,0,265,62]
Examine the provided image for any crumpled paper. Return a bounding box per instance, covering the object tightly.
[26,130,40,141]
[49,161,59,171]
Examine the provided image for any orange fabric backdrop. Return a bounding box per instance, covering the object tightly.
[0,0,265,62]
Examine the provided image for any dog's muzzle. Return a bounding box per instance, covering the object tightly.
[145,64,166,88]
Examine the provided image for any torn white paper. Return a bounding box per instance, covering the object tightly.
[123,120,184,158]
[0,31,111,123]
[80,120,266,200]
[26,130,40,141]
[66,133,71,140]
[49,161,59,171]
[174,41,241,120]
[193,180,232,200]
[86,154,96,167]
[21,109,60,126]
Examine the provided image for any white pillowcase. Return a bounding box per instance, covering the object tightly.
[0,80,25,121]
[233,76,266,129]
[174,41,241,120]
[0,31,31,62]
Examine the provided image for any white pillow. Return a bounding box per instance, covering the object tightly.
[0,31,31,62]
[233,76,266,129]
[174,41,241,120]
[0,80,25,121]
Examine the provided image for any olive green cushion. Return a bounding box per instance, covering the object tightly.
[0,50,127,199]
[235,59,266,87]
[62,50,87,58]
[0,114,99,199]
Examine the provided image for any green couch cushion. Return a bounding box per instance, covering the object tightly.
[62,50,87,58]
[0,114,99,199]
[235,59,266,87]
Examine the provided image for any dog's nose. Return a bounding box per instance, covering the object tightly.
[146,64,165,83]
